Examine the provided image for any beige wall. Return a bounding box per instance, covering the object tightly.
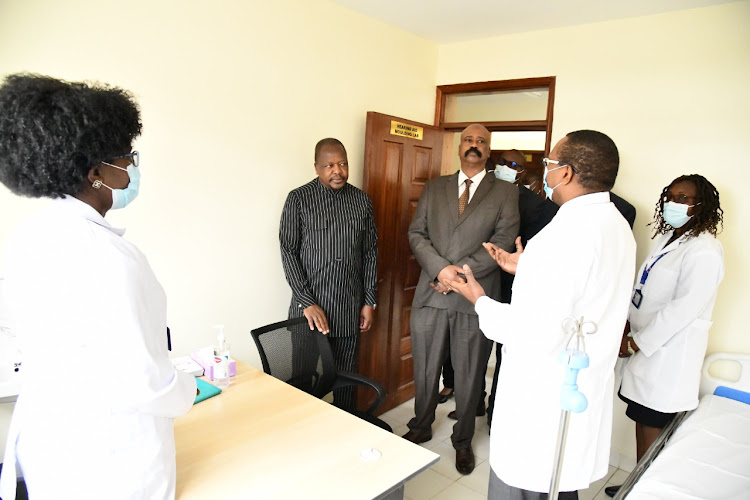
[0,0,437,457]
[438,0,750,469]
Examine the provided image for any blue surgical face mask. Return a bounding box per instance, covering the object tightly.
[97,163,141,210]
[663,201,695,228]
[543,165,564,201]
[493,164,518,183]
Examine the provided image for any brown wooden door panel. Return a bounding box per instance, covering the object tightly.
[405,257,421,288]
[360,112,445,413]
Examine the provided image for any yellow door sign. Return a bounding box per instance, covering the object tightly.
[390,121,423,140]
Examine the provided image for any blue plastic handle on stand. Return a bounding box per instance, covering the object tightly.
[558,349,590,413]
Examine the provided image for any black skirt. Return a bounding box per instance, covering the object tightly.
[618,389,677,428]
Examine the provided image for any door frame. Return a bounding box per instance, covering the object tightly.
[434,77,556,155]
[360,112,447,412]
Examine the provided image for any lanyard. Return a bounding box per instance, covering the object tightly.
[639,252,668,285]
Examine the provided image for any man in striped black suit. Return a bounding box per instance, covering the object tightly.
[279,138,378,411]
[402,124,520,475]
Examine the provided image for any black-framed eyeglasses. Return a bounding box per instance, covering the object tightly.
[497,157,525,172]
[542,157,579,174]
[663,193,698,204]
[109,151,139,168]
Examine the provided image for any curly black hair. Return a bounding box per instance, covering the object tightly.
[0,73,141,198]
[558,130,619,192]
[651,174,723,239]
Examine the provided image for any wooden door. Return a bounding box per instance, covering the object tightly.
[359,112,446,413]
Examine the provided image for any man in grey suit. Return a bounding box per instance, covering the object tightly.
[402,124,520,475]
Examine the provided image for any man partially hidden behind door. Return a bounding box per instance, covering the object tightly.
[279,138,378,411]
[402,124,520,475]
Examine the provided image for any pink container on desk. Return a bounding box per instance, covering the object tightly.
[190,346,236,381]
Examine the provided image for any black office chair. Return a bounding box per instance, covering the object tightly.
[251,317,392,432]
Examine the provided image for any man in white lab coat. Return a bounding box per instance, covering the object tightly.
[445,130,635,499]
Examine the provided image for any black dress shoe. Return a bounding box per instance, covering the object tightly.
[438,388,454,404]
[448,402,486,420]
[455,447,475,475]
[476,403,486,417]
[604,485,621,497]
[401,429,432,444]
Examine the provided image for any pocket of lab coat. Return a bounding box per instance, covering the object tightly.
[642,268,678,307]
[626,317,713,410]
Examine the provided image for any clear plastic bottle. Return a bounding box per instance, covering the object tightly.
[212,325,230,388]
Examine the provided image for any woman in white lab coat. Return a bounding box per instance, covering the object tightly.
[606,174,724,497]
[0,74,197,500]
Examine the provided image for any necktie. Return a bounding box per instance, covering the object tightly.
[458,179,472,216]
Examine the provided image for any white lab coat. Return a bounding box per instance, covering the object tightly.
[475,192,635,493]
[0,197,196,500]
[620,231,724,413]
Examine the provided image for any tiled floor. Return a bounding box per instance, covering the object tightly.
[378,360,629,500]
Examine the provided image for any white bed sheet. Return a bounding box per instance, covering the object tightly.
[627,394,750,499]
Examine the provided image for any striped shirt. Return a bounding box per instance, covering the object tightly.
[280,178,377,337]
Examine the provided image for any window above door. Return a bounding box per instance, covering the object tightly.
[435,77,556,154]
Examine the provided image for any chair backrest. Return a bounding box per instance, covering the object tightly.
[251,317,336,398]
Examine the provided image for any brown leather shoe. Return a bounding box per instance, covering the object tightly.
[455,447,475,475]
[401,430,432,444]
[448,402,486,420]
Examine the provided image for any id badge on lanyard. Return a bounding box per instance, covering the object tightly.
[632,252,668,309]
[631,289,643,308]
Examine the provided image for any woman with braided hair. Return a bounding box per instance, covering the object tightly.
[606,174,724,497]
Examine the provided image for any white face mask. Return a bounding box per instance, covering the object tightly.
[493,165,518,183]
[95,162,141,210]
[543,165,564,201]
[663,201,695,228]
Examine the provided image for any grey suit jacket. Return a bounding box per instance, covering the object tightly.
[408,172,520,315]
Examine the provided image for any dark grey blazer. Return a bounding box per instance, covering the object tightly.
[408,172,520,315]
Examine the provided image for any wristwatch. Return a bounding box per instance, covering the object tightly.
[627,339,636,356]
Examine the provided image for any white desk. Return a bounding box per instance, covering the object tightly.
[175,362,438,499]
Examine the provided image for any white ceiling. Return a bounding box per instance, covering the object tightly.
[329,0,736,43]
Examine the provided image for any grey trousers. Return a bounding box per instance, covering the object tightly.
[489,467,579,500]
[408,306,492,449]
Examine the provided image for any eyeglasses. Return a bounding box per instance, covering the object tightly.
[663,193,698,204]
[108,151,139,168]
[542,157,579,174]
[497,158,524,172]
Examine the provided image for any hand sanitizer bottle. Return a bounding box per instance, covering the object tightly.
[213,325,230,388]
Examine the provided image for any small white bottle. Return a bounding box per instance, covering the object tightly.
[212,325,230,388]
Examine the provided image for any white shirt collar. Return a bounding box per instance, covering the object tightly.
[458,168,487,187]
[53,196,126,236]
